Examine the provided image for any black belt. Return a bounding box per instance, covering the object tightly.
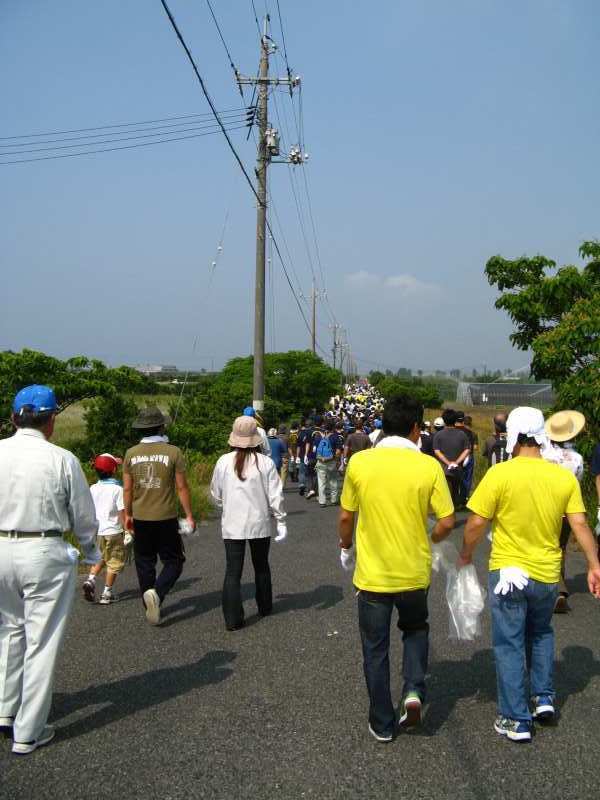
[0,530,62,539]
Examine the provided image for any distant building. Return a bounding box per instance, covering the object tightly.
[136,364,179,377]
[456,382,554,407]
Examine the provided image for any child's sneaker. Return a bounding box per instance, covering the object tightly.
[494,716,532,742]
[99,588,118,605]
[82,577,96,603]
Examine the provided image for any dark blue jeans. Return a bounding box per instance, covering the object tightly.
[357,588,429,737]
[489,570,558,723]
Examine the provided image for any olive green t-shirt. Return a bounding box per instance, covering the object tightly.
[123,442,186,521]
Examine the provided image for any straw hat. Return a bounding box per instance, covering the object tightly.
[544,410,586,442]
[229,416,263,448]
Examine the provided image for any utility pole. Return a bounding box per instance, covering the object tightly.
[309,281,326,355]
[238,18,303,412]
[330,323,341,369]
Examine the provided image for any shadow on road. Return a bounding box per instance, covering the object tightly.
[424,649,496,734]
[52,650,236,739]
[116,576,201,604]
[274,584,343,613]
[422,644,600,733]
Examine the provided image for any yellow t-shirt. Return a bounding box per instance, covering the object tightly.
[341,446,454,592]
[467,456,586,584]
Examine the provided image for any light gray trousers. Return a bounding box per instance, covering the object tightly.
[0,537,76,743]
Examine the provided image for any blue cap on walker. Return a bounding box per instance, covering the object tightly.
[243,406,256,417]
[13,385,58,415]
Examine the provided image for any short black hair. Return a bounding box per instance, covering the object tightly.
[382,395,423,437]
[517,433,540,448]
[95,469,114,481]
[463,415,472,426]
[140,424,164,437]
[12,409,54,430]
[442,408,458,426]
[324,420,334,432]
[455,410,465,423]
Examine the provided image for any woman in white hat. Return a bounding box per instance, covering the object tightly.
[543,410,586,613]
[210,416,288,630]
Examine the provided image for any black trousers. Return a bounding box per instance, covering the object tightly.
[222,538,272,628]
[133,518,185,603]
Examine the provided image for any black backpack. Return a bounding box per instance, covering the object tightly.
[490,435,510,466]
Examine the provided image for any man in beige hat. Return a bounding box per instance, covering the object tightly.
[123,407,194,626]
[543,410,586,613]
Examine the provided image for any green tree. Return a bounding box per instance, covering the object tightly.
[82,394,140,460]
[0,349,155,439]
[376,377,441,408]
[170,351,341,454]
[485,240,600,441]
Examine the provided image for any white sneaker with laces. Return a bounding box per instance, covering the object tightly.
[99,589,118,605]
[12,725,56,755]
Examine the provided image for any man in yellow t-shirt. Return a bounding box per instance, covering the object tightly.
[460,407,600,744]
[339,395,455,743]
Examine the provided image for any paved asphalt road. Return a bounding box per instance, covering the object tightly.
[2,489,600,799]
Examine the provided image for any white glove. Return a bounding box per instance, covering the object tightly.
[274,522,288,543]
[447,462,459,470]
[178,518,196,535]
[123,532,134,547]
[494,567,529,596]
[304,455,309,465]
[340,546,356,572]
[65,544,80,563]
[295,457,301,465]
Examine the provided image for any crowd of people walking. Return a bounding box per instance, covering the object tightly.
[0,381,599,754]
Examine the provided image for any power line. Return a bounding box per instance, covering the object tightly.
[0,117,248,155]
[159,0,260,204]
[0,108,246,141]
[159,0,318,349]
[0,124,246,165]
[250,0,262,37]
[204,0,245,98]
[275,0,292,85]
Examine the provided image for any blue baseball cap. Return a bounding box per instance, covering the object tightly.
[243,406,256,417]
[13,384,58,415]
[375,419,383,429]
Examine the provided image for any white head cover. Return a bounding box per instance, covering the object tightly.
[506,407,548,454]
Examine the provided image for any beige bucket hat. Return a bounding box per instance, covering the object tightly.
[229,416,263,449]
[544,410,586,442]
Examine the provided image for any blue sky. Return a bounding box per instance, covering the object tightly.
[1,0,599,374]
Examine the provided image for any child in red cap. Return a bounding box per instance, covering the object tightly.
[83,454,129,604]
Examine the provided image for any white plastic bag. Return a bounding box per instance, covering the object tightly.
[431,540,486,641]
[446,565,486,640]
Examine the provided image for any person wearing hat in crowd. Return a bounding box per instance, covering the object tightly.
[433,416,445,433]
[82,453,132,606]
[242,406,270,455]
[542,410,586,613]
[460,407,600,743]
[123,406,194,626]
[210,416,287,630]
[0,385,100,754]
[419,421,434,456]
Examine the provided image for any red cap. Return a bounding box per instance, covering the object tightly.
[93,453,122,473]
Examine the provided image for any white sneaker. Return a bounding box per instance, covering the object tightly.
[306,490,316,499]
[143,588,161,625]
[12,725,55,755]
[99,589,119,605]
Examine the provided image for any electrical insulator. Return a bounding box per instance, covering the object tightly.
[265,127,280,156]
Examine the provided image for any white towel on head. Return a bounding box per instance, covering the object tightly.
[506,407,548,454]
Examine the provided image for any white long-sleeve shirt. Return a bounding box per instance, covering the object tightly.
[0,428,100,560]
[210,451,286,539]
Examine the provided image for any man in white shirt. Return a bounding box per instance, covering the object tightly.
[0,385,100,755]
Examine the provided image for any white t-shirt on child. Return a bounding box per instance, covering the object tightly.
[90,479,125,536]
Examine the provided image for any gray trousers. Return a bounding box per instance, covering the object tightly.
[0,537,76,742]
